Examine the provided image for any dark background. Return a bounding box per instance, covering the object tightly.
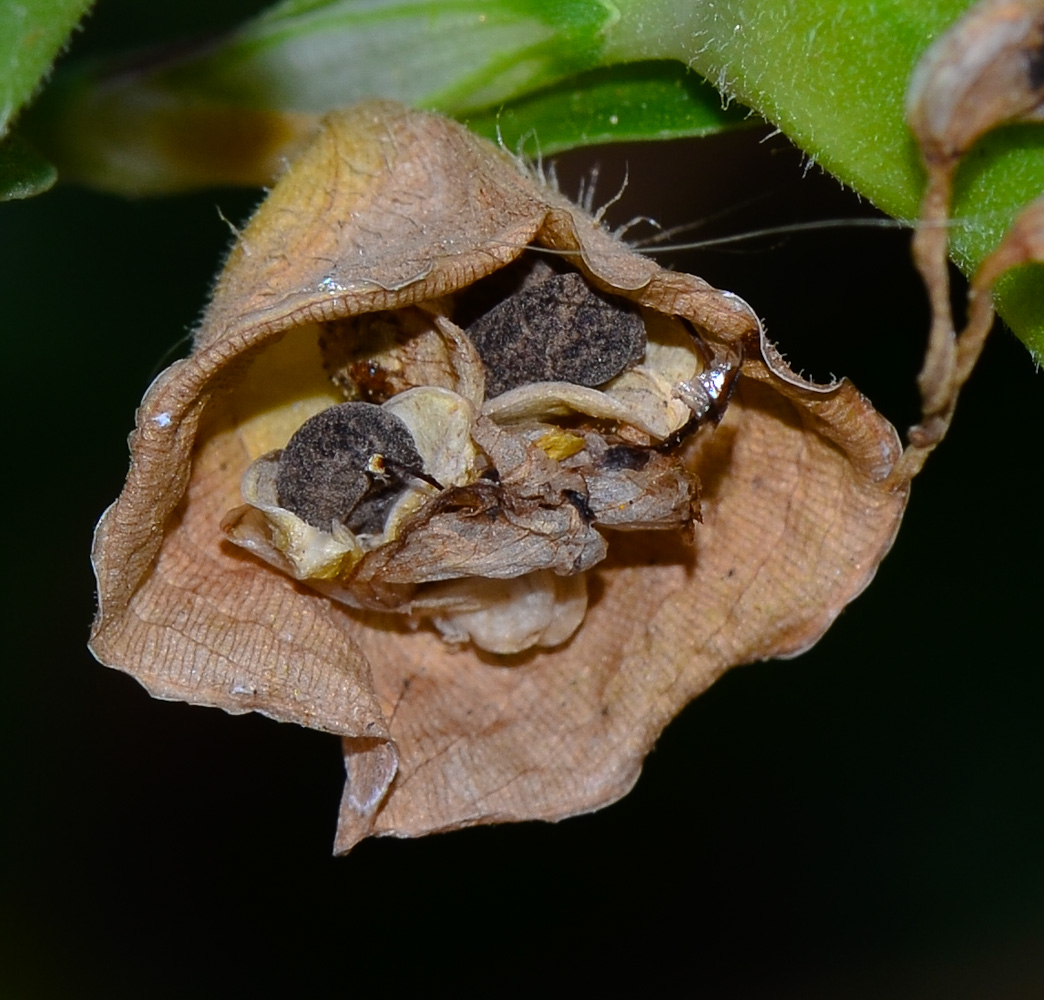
[3,3,1043,996]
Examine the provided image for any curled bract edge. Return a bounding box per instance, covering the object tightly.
[89,102,909,853]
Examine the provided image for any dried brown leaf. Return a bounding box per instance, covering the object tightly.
[90,102,908,852]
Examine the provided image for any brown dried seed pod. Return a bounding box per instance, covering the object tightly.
[465,271,647,397]
[275,402,425,532]
[88,102,910,854]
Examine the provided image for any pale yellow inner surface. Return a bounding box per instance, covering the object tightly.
[228,325,343,461]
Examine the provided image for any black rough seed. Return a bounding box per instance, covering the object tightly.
[275,402,424,532]
[602,445,651,471]
[563,488,595,524]
[465,271,646,398]
[1027,37,1044,91]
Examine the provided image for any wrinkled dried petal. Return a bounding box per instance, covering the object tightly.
[427,571,590,654]
[90,102,908,853]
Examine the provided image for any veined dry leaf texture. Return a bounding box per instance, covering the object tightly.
[90,101,909,853]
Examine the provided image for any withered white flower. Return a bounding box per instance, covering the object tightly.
[221,263,728,655]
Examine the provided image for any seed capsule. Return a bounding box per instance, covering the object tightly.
[465,271,647,397]
[275,402,425,533]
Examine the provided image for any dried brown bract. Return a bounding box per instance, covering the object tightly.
[90,102,908,852]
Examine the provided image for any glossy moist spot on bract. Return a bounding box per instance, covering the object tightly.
[465,270,647,398]
[275,402,425,533]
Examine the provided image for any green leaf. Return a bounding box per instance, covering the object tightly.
[23,0,623,193]
[604,0,1044,358]
[463,61,753,157]
[157,0,611,113]
[0,132,57,200]
[0,0,95,137]
[23,0,1044,357]
[27,3,747,193]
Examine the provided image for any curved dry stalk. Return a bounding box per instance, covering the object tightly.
[897,0,1044,480]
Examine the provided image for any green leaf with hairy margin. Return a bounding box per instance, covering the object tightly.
[145,0,610,112]
[0,133,57,200]
[0,0,93,196]
[463,61,752,156]
[605,0,1044,358]
[22,0,1044,356]
[26,1,750,194]
[0,0,94,135]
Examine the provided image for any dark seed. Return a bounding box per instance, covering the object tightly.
[563,489,595,524]
[276,402,425,532]
[1027,36,1044,90]
[602,445,651,471]
[465,271,646,397]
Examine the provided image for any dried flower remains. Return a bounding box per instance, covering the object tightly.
[222,250,732,654]
[91,102,910,852]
